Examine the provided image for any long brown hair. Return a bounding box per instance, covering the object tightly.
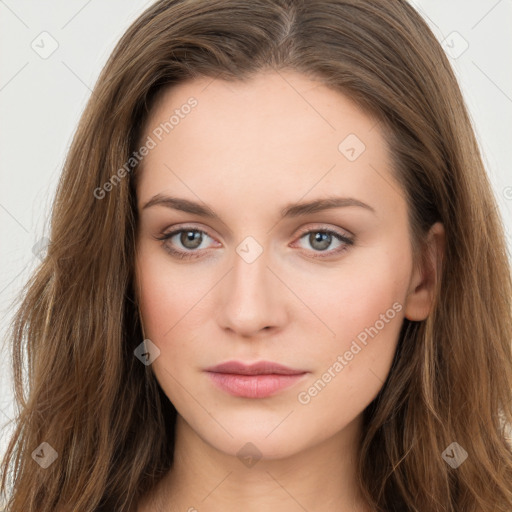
[2,1,512,510]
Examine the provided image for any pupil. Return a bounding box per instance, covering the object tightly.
[310,232,331,251]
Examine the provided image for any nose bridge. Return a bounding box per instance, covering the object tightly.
[231,239,272,310]
[218,236,286,335]
[232,242,268,296]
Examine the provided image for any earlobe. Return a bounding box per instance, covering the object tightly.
[404,222,445,321]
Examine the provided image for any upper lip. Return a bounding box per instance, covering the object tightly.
[205,360,307,375]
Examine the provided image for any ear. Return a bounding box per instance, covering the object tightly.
[404,222,445,321]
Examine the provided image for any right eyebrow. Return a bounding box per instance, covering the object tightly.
[142,194,219,219]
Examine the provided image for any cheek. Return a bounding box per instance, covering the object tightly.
[135,249,200,405]
[291,244,411,392]
[135,245,210,340]
[293,246,410,343]
[332,269,405,346]
[134,246,222,401]
[293,275,406,432]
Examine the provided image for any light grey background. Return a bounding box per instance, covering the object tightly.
[1,0,511,462]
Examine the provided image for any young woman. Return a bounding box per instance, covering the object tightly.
[2,0,512,511]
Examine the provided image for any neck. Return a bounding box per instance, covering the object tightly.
[144,413,372,512]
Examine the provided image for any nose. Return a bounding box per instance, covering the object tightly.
[218,243,288,338]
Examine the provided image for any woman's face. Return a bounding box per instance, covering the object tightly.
[134,70,430,459]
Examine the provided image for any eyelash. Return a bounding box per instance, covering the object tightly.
[155,225,355,260]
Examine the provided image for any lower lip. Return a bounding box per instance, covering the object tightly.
[206,372,307,398]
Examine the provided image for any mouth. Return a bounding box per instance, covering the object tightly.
[204,360,309,398]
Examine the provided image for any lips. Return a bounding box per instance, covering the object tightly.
[204,360,309,398]
[205,360,307,376]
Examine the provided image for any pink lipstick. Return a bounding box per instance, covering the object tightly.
[204,360,308,398]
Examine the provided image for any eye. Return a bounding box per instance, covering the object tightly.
[155,225,354,261]
[293,228,354,258]
[155,227,219,259]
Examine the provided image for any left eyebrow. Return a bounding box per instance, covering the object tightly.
[280,197,376,217]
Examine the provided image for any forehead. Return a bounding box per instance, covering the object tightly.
[136,70,400,220]
[143,70,381,156]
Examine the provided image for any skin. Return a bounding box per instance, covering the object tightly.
[134,70,444,512]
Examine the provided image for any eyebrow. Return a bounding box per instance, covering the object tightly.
[141,194,375,218]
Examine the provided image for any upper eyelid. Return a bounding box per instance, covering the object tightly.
[161,223,353,240]
[164,226,217,239]
[294,224,354,239]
